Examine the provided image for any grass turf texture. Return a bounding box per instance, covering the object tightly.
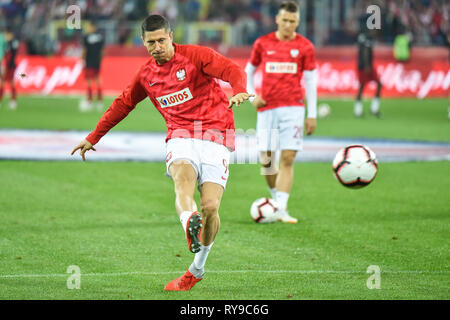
[0,96,448,142]
[0,160,449,299]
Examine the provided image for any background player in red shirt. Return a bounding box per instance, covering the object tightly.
[0,27,19,110]
[80,21,105,112]
[71,15,253,291]
[245,1,317,224]
[354,25,382,118]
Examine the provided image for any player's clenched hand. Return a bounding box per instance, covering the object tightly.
[71,139,96,161]
[228,93,255,108]
[251,96,267,109]
[305,117,316,136]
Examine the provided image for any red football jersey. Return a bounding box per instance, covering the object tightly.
[86,43,247,150]
[249,32,316,112]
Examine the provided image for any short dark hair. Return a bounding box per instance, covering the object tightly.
[141,15,171,37]
[279,1,299,13]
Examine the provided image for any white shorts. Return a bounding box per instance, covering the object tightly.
[165,138,231,189]
[256,106,305,152]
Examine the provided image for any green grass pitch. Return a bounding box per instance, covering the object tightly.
[0,96,449,300]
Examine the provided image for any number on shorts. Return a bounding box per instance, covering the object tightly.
[293,126,302,139]
[221,159,229,180]
[223,159,228,174]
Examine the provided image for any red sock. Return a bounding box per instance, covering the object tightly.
[0,85,3,101]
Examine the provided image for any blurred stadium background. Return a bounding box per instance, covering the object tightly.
[0,0,448,98]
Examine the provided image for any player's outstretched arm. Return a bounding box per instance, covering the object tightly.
[71,139,96,161]
[228,92,255,108]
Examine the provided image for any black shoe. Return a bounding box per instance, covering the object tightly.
[186,212,203,253]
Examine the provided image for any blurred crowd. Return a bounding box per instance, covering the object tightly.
[0,0,448,55]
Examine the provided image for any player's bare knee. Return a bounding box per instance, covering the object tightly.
[280,152,296,167]
[200,200,219,219]
[260,158,272,168]
[170,161,196,184]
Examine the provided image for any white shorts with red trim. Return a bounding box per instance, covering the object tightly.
[256,106,305,152]
[165,138,231,189]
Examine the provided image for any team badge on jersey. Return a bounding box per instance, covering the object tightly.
[290,49,299,58]
[176,68,186,81]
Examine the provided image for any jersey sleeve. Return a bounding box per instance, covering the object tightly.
[85,69,148,145]
[249,38,262,67]
[189,45,247,95]
[302,43,317,71]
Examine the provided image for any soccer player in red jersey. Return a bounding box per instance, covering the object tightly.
[245,1,317,224]
[354,26,382,118]
[71,15,253,291]
[81,21,105,112]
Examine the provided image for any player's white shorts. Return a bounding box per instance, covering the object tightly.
[165,138,231,189]
[256,106,305,151]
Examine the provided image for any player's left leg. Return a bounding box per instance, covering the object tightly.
[257,109,279,199]
[183,181,224,282]
[275,149,298,223]
[260,151,278,199]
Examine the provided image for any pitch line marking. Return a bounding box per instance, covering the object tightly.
[0,270,448,279]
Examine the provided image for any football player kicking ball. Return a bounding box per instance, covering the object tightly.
[245,1,317,224]
[71,15,253,291]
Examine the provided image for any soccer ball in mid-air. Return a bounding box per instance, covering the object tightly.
[250,198,279,223]
[332,145,378,188]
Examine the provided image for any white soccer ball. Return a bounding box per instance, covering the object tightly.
[250,197,279,223]
[332,145,378,188]
[318,103,331,118]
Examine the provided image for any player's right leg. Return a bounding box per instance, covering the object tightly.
[275,149,298,223]
[370,80,382,117]
[260,151,278,199]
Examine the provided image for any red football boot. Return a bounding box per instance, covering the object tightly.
[164,270,202,291]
